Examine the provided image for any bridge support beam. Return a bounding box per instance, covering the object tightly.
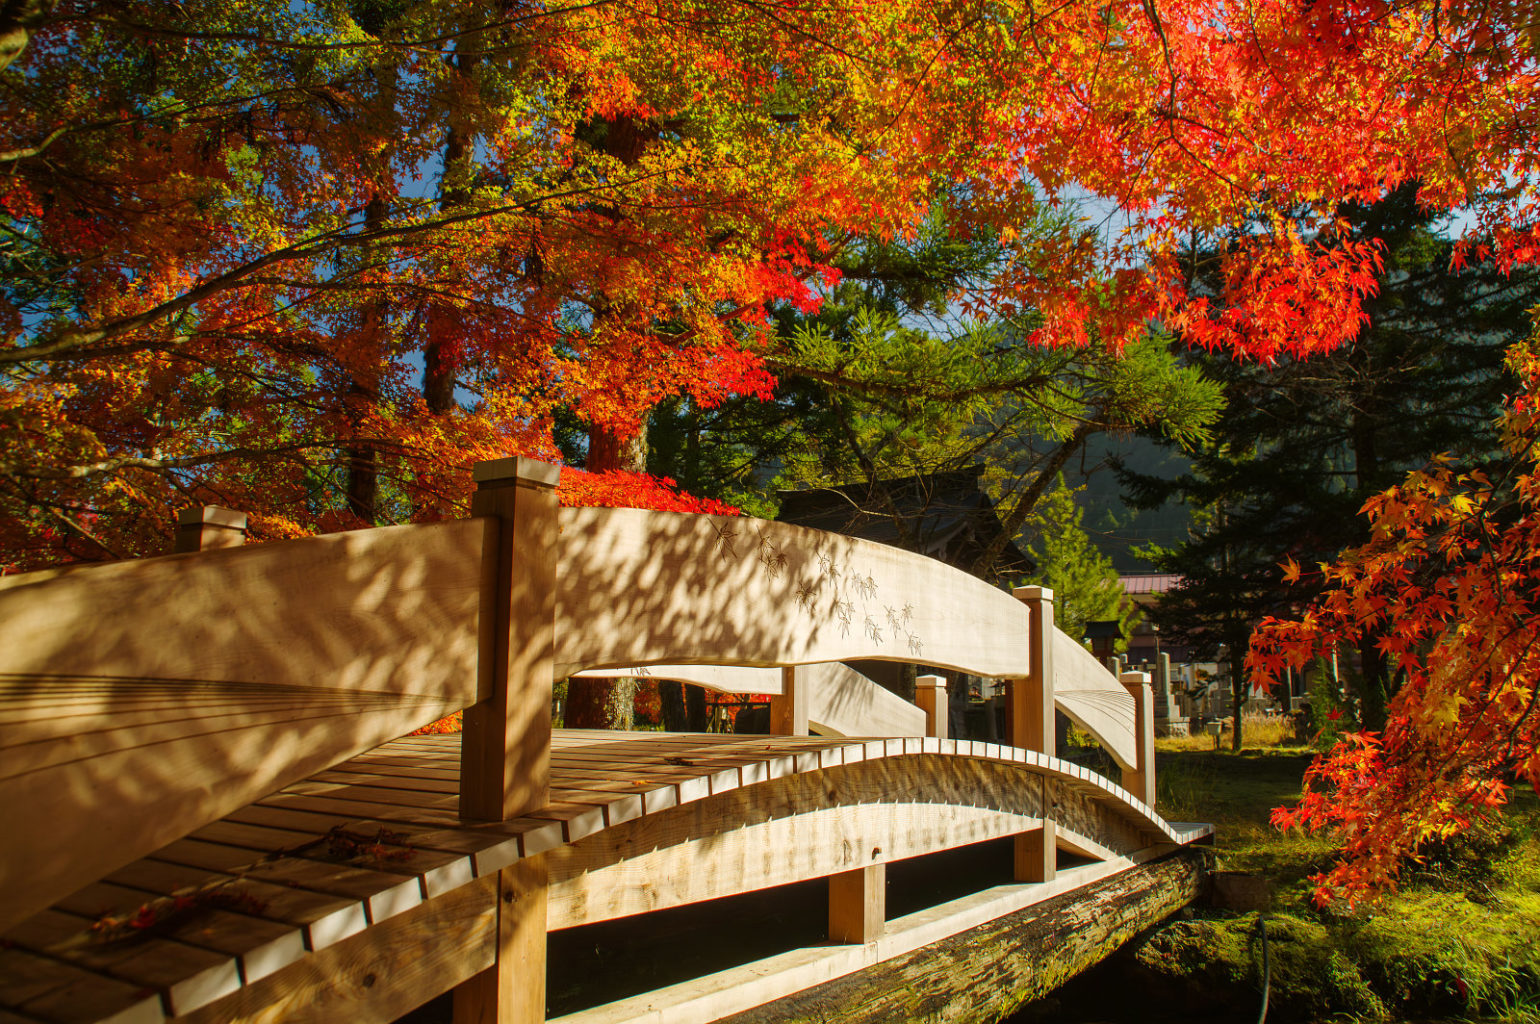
[828,863,885,944]
[1014,819,1056,883]
[454,855,548,1024]
[457,457,560,1024]
[717,850,1205,1024]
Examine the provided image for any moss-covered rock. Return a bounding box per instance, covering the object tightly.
[1129,914,1383,1022]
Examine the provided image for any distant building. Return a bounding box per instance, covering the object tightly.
[1119,573,1187,665]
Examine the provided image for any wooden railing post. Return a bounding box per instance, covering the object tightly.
[455,457,559,1024]
[1007,586,1055,757]
[1010,586,1057,884]
[770,665,808,735]
[915,674,948,739]
[828,863,885,944]
[460,456,560,821]
[1120,670,1157,808]
[173,505,247,553]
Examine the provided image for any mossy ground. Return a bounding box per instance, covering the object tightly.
[1028,739,1540,1023]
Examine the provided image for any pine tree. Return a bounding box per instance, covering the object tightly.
[1126,187,1540,741]
[1019,476,1139,646]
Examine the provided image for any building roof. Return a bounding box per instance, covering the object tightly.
[1120,573,1184,596]
[777,468,1034,582]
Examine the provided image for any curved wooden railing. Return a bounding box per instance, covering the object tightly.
[0,457,1159,934]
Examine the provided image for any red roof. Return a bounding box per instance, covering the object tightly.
[1120,573,1183,596]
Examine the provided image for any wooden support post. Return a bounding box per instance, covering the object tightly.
[173,506,248,553]
[770,665,808,736]
[828,863,884,944]
[915,674,948,739]
[453,854,548,1024]
[456,457,559,1024]
[1007,586,1055,758]
[1014,819,1055,884]
[460,456,560,821]
[1120,670,1157,809]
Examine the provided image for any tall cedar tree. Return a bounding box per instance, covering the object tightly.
[1125,189,1539,748]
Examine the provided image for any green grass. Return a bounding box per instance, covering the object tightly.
[1137,745,1540,1023]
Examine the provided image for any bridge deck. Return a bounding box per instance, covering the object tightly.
[0,730,1209,1024]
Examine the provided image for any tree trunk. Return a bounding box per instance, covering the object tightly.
[569,416,651,729]
[685,684,710,732]
[1229,643,1245,752]
[1356,636,1389,731]
[659,680,689,731]
[588,423,648,473]
[565,677,637,730]
[345,194,387,523]
[421,51,477,415]
[969,421,1098,579]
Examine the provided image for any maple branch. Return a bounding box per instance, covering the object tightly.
[89,3,621,57]
[0,442,395,481]
[0,123,64,163]
[0,167,685,367]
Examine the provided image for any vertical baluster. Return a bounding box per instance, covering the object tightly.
[915,674,948,739]
[1120,670,1157,809]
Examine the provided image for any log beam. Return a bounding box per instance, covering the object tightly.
[715,851,1205,1024]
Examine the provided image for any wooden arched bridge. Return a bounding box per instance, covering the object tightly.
[0,458,1210,1024]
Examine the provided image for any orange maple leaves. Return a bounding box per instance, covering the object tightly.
[1251,341,1540,906]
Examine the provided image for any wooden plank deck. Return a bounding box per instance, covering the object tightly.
[0,730,1208,1024]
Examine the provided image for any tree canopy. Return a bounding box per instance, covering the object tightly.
[7,0,1533,564]
[3,0,1540,902]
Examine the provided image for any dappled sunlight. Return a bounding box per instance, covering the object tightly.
[554,508,1030,679]
[0,518,493,932]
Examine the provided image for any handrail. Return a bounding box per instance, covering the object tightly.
[554,506,1030,679]
[0,458,1159,937]
[1052,627,1139,769]
[0,517,493,931]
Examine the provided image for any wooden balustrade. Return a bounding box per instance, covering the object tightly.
[0,455,1161,1015]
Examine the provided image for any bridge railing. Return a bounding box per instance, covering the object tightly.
[0,457,1157,933]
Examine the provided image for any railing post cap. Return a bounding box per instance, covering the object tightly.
[1120,670,1152,687]
[916,674,945,689]
[1012,585,1054,602]
[177,505,248,530]
[472,457,562,489]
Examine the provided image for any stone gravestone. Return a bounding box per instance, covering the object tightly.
[1153,653,1189,737]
